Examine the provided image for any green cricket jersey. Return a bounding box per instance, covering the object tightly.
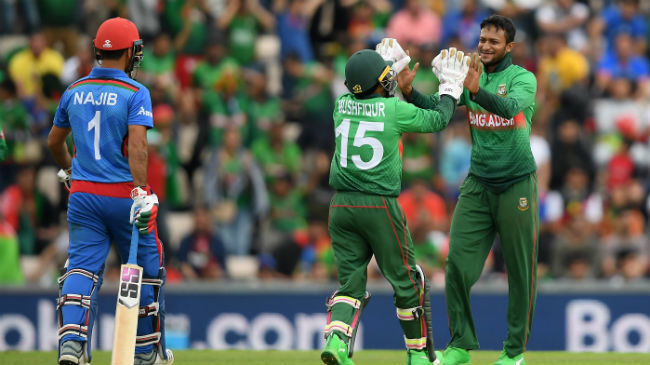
[409,53,537,192]
[329,93,456,197]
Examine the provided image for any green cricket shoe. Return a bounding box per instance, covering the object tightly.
[493,350,525,365]
[432,347,470,365]
[406,349,433,365]
[321,333,354,365]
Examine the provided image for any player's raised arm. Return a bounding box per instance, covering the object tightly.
[465,56,537,119]
[396,48,470,133]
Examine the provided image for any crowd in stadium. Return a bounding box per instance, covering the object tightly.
[0,0,649,286]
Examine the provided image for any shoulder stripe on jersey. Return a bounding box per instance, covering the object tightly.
[69,78,139,92]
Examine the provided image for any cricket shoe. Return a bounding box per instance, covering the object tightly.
[134,349,174,365]
[321,333,354,365]
[406,349,433,365]
[58,341,89,365]
[493,350,525,365]
[432,347,470,365]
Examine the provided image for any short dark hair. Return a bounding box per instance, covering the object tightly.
[480,15,516,44]
[98,48,127,60]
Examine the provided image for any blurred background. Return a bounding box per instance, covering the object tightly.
[0,0,649,353]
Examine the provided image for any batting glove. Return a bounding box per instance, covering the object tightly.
[57,168,72,191]
[375,38,411,74]
[130,187,159,234]
[437,47,470,101]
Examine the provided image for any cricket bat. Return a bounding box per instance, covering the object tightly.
[111,225,142,365]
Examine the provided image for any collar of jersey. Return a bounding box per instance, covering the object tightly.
[89,67,129,78]
[354,93,382,100]
[485,52,512,74]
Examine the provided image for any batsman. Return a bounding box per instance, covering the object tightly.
[321,42,469,365]
[48,18,172,365]
[397,15,539,365]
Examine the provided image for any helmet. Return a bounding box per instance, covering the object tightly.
[94,17,140,51]
[93,17,143,77]
[344,49,396,97]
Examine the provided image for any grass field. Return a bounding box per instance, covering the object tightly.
[2,350,649,365]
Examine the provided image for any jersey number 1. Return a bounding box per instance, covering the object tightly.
[335,119,384,170]
[88,110,101,160]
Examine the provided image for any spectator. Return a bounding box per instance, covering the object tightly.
[38,0,79,58]
[203,126,269,256]
[60,36,94,86]
[0,211,24,284]
[302,150,334,223]
[177,206,227,280]
[218,0,275,66]
[259,173,307,277]
[0,0,39,34]
[241,67,283,143]
[276,0,315,62]
[442,0,489,51]
[386,0,442,47]
[0,164,58,255]
[594,0,647,55]
[0,77,29,167]
[549,119,595,191]
[398,178,448,235]
[8,32,64,98]
[535,0,590,52]
[595,29,649,99]
[411,225,446,283]
[600,209,648,279]
[400,133,434,187]
[251,119,302,184]
[550,214,600,279]
[282,53,334,151]
[439,119,471,198]
[537,32,589,99]
[140,33,178,95]
[606,138,635,190]
[192,31,241,95]
[297,218,335,281]
[127,0,161,40]
[410,44,439,95]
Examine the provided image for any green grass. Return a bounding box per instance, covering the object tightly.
[2,350,648,365]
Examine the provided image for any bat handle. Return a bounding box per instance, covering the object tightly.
[128,223,139,264]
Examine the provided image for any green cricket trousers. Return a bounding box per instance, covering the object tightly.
[446,173,539,357]
[327,191,426,349]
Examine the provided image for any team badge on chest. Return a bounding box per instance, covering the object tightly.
[517,197,529,211]
[497,84,507,97]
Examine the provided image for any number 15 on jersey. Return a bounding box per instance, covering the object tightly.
[335,118,384,170]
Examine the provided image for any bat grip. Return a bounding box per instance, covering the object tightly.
[128,224,139,264]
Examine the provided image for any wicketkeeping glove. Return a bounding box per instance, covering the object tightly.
[130,186,159,234]
[437,47,470,101]
[57,168,72,191]
[375,38,411,74]
[431,52,442,80]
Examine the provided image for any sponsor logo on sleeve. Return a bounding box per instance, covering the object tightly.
[137,106,153,118]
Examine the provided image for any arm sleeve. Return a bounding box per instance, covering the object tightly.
[53,91,70,128]
[128,88,154,128]
[395,95,456,133]
[405,87,440,110]
[472,72,537,119]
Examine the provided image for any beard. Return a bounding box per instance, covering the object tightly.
[481,52,505,68]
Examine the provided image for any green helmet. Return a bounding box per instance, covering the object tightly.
[345,49,396,96]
